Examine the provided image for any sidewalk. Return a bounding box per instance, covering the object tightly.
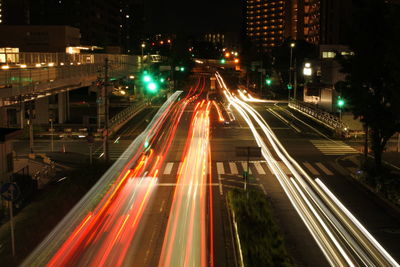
[337,153,400,217]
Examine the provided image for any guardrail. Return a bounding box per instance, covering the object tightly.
[107,101,147,135]
[0,53,140,104]
[288,98,349,136]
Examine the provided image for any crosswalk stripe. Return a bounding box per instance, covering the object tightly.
[277,161,292,176]
[315,162,334,175]
[310,140,357,155]
[254,162,266,175]
[328,162,348,176]
[216,162,225,175]
[241,162,252,175]
[229,162,238,175]
[163,162,174,175]
[303,162,320,176]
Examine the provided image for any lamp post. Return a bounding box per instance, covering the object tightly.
[141,43,145,59]
[288,42,295,102]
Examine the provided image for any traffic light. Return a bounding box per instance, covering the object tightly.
[160,77,165,83]
[143,75,152,83]
[337,97,345,108]
[180,66,185,72]
[287,84,293,90]
[220,59,226,64]
[265,78,272,86]
[147,82,158,92]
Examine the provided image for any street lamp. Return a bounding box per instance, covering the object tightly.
[288,42,295,102]
[141,43,146,59]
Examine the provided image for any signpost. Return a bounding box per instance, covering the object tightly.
[87,134,94,164]
[236,146,262,191]
[1,182,20,257]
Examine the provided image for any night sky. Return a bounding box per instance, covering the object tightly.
[142,0,243,33]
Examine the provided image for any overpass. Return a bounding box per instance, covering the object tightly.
[0,52,141,128]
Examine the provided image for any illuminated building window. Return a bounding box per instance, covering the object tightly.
[322,52,336,58]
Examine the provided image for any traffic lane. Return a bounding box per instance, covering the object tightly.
[256,106,400,262]
[304,162,400,263]
[255,103,334,140]
[116,107,159,139]
[255,106,326,159]
[210,106,252,267]
[211,107,329,267]
[125,106,193,266]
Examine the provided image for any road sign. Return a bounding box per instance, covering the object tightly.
[236,146,262,158]
[1,183,20,202]
[159,65,172,71]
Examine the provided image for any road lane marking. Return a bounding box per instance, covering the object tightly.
[216,162,225,175]
[329,162,348,176]
[254,162,266,175]
[163,162,174,175]
[303,162,320,176]
[277,161,292,176]
[267,108,301,133]
[241,162,252,175]
[229,162,239,175]
[316,162,334,176]
[218,174,223,195]
[160,200,166,212]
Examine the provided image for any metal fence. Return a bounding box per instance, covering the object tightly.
[289,98,349,135]
[108,101,146,134]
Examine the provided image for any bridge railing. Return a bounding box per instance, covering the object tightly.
[0,53,140,100]
[108,101,147,135]
[288,98,349,136]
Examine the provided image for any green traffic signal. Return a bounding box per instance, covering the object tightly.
[160,77,165,83]
[287,84,293,90]
[220,59,226,64]
[265,78,272,86]
[180,66,185,72]
[337,98,345,108]
[147,82,158,92]
[143,74,151,83]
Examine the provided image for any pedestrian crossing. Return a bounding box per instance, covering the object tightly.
[91,142,354,178]
[159,160,349,177]
[310,139,358,155]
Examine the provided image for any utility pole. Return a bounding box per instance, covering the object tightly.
[50,118,54,152]
[294,58,297,99]
[103,58,109,162]
[28,102,34,153]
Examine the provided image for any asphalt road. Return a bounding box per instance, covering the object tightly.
[23,75,236,266]
[217,70,400,265]
[255,102,400,264]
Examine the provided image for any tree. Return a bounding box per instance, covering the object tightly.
[271,39,317,97]
[337,0,400,172]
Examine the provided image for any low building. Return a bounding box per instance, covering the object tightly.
[302,44,353,111]
[0,25,81,53]
[0,128,22,183]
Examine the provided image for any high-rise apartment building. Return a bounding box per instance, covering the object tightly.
[245,0,351,50]
[246,0,288,50]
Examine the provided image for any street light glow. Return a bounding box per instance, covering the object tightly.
[290,43,295,48]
